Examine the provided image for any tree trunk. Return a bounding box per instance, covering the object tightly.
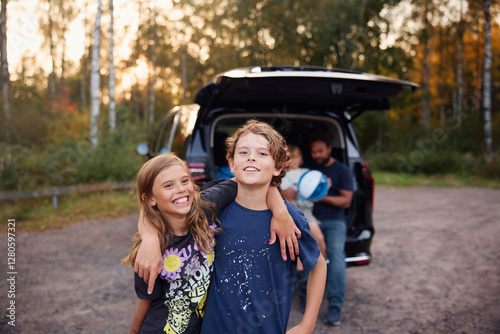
[181,48,187,105]
[48,0,56,113]
[438,26,446,128]
[80,1,90,111]
[455,0,464,132]
[60,39,66,93]
[483,0,493,156]
[108,0,116,132]
[148,7,157,130]
[80,56,87,110]
[89,0,102,149]
[1,0,11,141]
[421,0,433,133]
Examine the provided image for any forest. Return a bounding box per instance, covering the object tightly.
[0,0,499,192]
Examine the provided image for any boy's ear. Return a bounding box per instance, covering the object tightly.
[228,158,234,173]
[273,162,283,176]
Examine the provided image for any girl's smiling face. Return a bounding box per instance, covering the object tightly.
[229,132,281,187]
[148,164,195,221]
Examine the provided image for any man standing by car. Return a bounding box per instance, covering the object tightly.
[307,133,354,326]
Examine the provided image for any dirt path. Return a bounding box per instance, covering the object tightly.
[1,186,500,333]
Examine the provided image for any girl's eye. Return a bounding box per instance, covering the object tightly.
[164,183,173,189]
[181,179,190,184]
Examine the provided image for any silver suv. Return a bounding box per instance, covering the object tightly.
[137,66,417,266]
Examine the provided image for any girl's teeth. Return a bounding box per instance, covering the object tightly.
[175,197,188,204]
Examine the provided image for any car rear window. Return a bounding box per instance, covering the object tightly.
[211,114,346,167]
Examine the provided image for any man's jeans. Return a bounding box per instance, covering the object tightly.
[319,219,346,314]
[297,219,346,314]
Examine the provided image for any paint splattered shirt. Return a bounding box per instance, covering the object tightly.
[134,179,237,334]
[200,200,320,334]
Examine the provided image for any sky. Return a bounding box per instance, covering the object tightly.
[6,0,175,76]
[9,0,84,73]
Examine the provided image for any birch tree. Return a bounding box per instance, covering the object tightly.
[89,0,102,148]
[147,6,157,130]
[108,0,116,131]
[482,0,493,156]
[80,1,92,110]
[1,0,11,141]
[54,0,78,93]
[47,0,56,112]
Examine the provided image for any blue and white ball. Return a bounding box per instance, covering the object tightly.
[297,170,329,201]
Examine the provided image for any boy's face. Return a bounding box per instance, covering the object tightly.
[228,132,281,187]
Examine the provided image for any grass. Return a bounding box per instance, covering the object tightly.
[1,173,499,232]
[0,189,140,232]
[373,171,500,189]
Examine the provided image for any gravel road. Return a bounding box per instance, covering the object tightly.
[1,186,500,333]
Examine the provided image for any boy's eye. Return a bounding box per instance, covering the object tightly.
[181,179,190,184]
[258,152,268,156]
[238,150,247,155]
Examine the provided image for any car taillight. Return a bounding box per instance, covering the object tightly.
[187,162,206,181]
[362,162,374,212]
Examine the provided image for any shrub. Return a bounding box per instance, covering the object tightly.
[0,123,147,191]
[364,149,500,179]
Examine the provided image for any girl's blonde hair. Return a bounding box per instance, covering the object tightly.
[225,119,291,187]
[122,153,217,267]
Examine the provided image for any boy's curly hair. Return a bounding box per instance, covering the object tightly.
[225,119,291,187]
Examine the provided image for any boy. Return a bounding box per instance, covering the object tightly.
[199,120,326,334]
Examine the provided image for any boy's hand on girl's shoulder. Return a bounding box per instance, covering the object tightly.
[134,236,163,294]
[269,211,301,261]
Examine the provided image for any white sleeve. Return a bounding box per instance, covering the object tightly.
[280,173,293,190]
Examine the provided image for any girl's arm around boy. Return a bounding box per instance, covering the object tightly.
[129,299,151,334]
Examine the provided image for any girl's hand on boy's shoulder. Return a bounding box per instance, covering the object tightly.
[269,211,301,261]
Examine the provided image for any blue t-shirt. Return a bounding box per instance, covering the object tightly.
[311,160,354,222]
[200,200,320,334]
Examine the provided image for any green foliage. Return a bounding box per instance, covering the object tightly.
[373,171,500,189]
[0,144,29,190]
[354,106,500,180]
[365,149,500,180]
[0,123,147,191]
[72,125,145,184]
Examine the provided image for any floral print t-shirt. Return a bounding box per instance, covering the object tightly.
[134,179,237,334]
[135,229,215,334]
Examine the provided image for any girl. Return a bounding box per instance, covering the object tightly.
[122,153,237,334]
